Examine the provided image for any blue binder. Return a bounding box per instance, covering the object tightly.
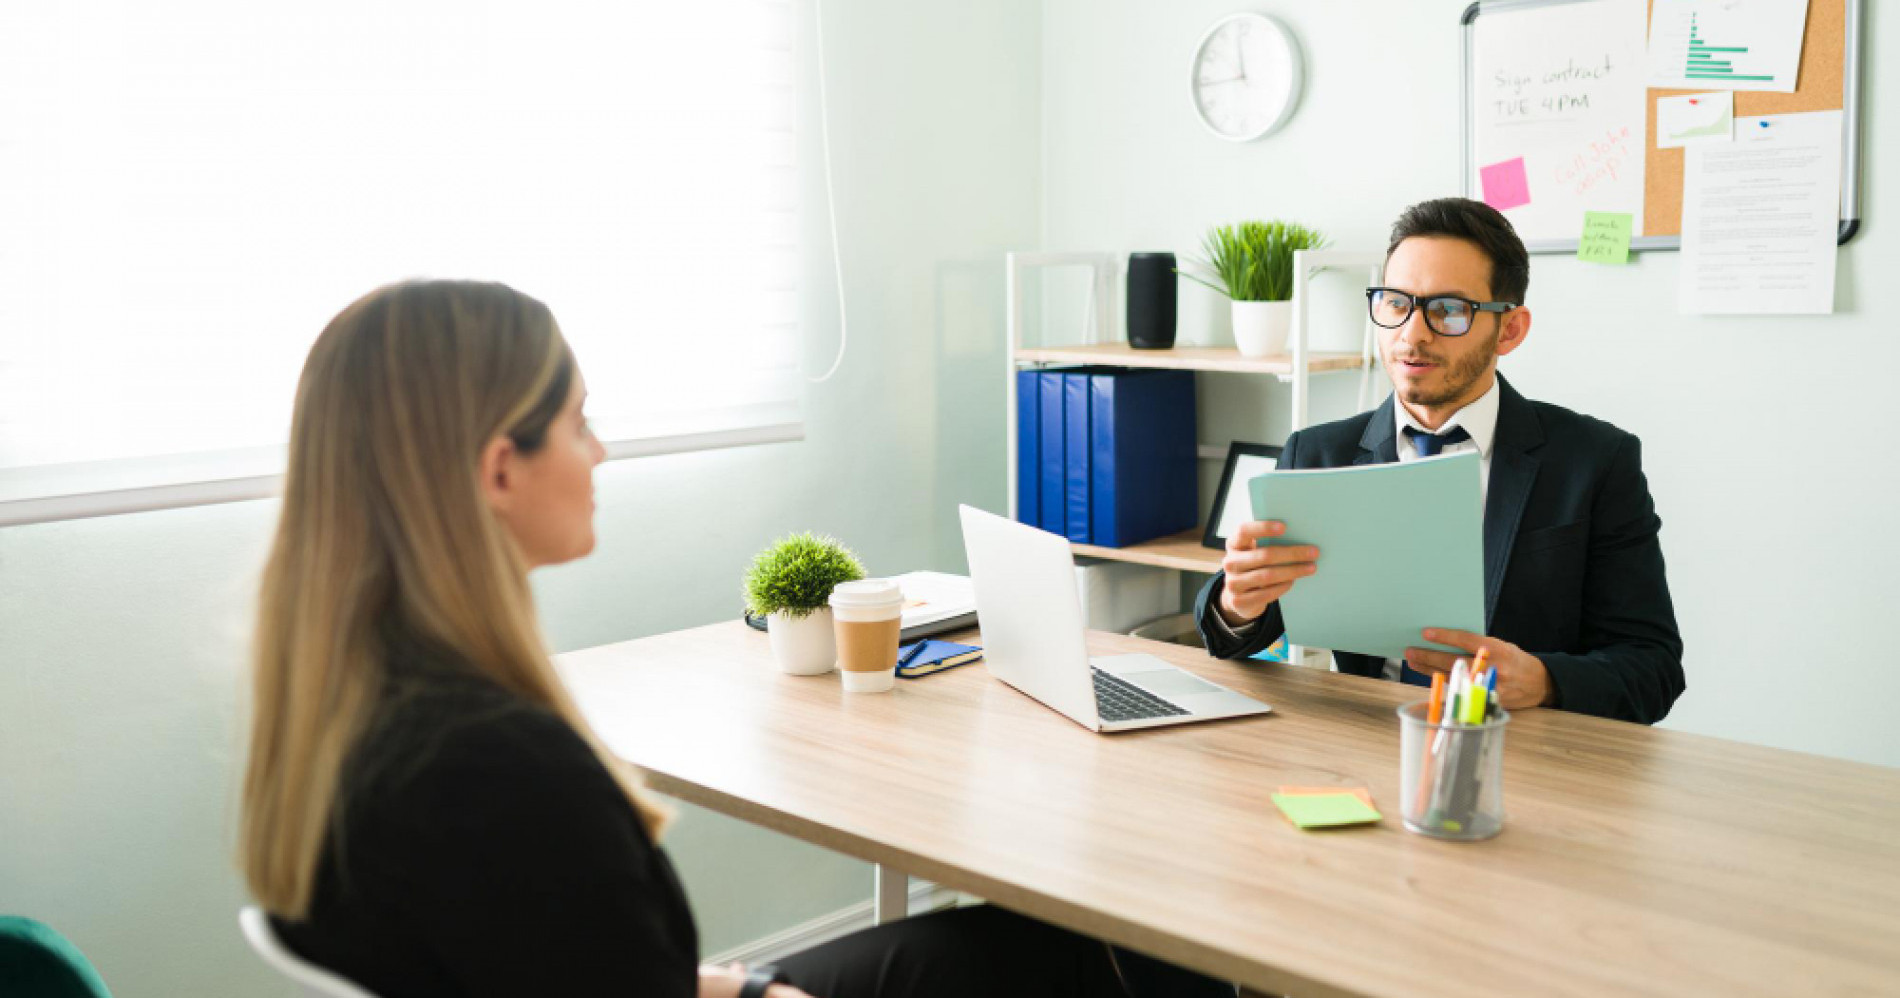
[1088,370,1197,547]
[1016,369,1040,524]
[1037,371,1066,532]
[1063,371,1093,543]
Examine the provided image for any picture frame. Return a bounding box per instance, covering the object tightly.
[1202,441,1283,550]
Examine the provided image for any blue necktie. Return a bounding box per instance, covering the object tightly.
[1410,425,1470,458]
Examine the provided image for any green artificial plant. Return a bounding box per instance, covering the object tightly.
[743,532,866,619]
[1179,220,1328,302]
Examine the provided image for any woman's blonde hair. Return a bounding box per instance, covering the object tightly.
[240,279,668,918]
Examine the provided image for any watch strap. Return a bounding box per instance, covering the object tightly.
[738,964,786,998]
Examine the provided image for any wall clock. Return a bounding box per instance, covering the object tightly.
[1190,13,1304,142]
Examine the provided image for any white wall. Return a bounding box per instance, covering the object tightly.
[1041,0,1897,767]
[0,1,1038,994]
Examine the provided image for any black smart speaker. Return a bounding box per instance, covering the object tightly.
[1126,252,1177,350]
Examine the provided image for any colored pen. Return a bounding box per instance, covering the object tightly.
[896,641,927,669]
[1414,672,1448,818]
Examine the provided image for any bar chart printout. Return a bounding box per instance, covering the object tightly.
[1646,0,1808,93]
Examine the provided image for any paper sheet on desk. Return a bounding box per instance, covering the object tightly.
[1248,452,1484,661]
[1680,110,1842,316]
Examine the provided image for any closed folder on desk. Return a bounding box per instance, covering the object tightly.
[1248,452,1483,660]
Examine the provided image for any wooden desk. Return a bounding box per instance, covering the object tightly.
[557,622,1900,997]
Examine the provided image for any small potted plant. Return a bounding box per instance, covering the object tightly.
[743,532,866,675]
[1180,220,1326,358]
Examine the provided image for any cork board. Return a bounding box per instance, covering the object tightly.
[1463,0,1862,251]
[1643,0,1846,237]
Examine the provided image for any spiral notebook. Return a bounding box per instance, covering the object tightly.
[895,639,983,678]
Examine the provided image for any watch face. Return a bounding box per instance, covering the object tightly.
[1191,14,1302,142]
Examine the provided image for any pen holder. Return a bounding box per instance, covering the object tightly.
[1398,701,1509,841]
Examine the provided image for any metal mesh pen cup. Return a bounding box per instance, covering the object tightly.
[1398,700,1509,841]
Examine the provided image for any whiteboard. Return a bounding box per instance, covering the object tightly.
[1464,0,1651,248]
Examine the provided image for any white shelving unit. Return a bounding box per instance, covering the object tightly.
[1003,248,1386,574]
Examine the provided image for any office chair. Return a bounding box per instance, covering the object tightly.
[0,916,113,998]
[237,908,381,998]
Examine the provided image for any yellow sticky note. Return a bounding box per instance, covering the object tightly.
[1271,792,1382,829]
[1579,212,1633,265]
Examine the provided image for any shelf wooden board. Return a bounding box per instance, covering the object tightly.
[1071,529,1222,573]
[1014,343,1365,376]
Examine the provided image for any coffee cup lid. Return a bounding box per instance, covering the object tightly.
[829,579,903,609]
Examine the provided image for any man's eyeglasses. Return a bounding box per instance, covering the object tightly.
[1365,287,1516,337]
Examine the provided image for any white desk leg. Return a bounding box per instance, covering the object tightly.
[873,864,908,925]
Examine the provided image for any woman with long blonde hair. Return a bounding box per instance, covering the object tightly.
[239,280,1225,998]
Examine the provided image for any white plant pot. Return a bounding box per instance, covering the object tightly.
[767,608,836,676]
[1230,300,1293,358]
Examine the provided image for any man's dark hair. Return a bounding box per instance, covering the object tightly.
[1387,198,1530,305]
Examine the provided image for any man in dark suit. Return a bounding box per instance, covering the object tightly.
[1196,198,1684,724]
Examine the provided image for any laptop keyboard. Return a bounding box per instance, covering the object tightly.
[1092,667,1190,723]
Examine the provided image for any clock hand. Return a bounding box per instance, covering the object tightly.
[1199,74,1246,86]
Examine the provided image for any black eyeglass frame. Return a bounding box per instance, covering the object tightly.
[1364,287,1516,337]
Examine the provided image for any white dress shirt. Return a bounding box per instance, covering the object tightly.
[1214,378,1504,679]
[1394,376,1499,505]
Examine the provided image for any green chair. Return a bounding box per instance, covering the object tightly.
[0,916,113,998]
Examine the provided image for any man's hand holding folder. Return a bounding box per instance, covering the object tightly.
[1213,520,1317,628]
[1215,513,1555,710]
[1405,627,1554,710]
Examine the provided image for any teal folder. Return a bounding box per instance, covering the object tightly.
[1248,451,1483,660]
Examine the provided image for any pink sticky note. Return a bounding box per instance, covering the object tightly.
[1479,157,1531,211]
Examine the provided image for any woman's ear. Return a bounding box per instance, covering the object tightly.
[478,435,518,516]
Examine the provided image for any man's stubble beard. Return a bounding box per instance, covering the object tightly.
[1395,327,1499,409]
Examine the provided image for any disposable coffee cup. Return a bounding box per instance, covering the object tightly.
[829,579,904,693]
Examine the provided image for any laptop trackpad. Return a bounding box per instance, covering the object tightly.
[1123,669,1225,699]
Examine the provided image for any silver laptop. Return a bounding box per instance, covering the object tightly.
[958,505,1271,732]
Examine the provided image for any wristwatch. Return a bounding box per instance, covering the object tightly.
[738,964,787,998]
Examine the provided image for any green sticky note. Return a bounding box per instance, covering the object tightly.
[1578,211,1633,264]
[1271,792,1382,829]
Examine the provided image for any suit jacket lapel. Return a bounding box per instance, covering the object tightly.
[1356,394,1400,466]
[1483,376,1543,627]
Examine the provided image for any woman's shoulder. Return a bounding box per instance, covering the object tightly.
[350,641,620,826]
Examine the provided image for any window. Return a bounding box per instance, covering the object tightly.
[0,0,803,526]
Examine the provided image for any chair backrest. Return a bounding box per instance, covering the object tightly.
[0,916,113,998]
[236,908,382,998]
